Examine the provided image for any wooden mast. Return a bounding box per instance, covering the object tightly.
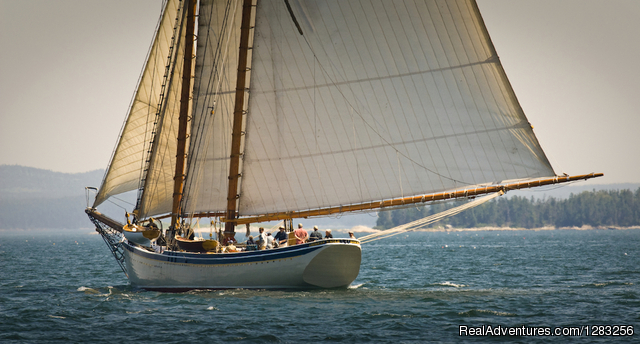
[170,0,197,230]
[222,173,604,225]
[225,0,254,237]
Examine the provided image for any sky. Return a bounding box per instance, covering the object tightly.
[0,0,638,186]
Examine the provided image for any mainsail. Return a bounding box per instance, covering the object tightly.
[237,0,554,217]
[94,0,590,226]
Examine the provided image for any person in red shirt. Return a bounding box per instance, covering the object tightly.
[294,223,309,244]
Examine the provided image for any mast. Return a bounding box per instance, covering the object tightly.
[170,0,197,229]
[225,0,254,236]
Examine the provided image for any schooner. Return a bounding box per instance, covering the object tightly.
[86,0,601,291]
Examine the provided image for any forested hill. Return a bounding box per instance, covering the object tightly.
[0,165,106,229]
[376,188,640,230]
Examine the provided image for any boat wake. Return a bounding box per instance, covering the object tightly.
[458,309,516,317]
[431,281,466,288]
[77,286,101,294]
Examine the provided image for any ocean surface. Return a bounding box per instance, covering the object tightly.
[0,228,638,343]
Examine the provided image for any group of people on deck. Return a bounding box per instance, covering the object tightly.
[293,223,333,244]
[245,223,353,250]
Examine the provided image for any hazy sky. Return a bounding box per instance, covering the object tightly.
[1,0,638,185]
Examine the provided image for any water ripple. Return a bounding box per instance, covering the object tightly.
[0,229,638,343]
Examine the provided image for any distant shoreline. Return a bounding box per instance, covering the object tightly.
[335,225,640,234]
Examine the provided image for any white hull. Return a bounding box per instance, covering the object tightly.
[122,239,362,290]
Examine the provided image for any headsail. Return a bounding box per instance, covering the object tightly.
[93,0,186,216]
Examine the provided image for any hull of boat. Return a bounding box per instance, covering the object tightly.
[122,239,361,291]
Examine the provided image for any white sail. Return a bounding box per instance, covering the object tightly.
[234,0,554,216]
[96,0,556,220]
[94,0,184,211]
[181,0,244,216]
[136,4,190,218]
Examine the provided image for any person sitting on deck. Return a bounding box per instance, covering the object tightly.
[222,235,237,246]
[274,226,288,246]
[325,229,333,239]
[309,225,323,242]
[245,236,257,251]
[349,231,356,239]
[294,223,308,244]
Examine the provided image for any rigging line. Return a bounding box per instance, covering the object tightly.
[140,23,187,218]
[359,191,501,244]
[244,122,528,164]
[141,5,188,217]
[371,0,422,191]
[141,73,182,218]
[105,197,135,212]
[184,0,238,216]
[184,1,233,216]
[389,0,433,192]
[397,151,403,200]
[430,0,472,189]
[191,0,236,169]
[310,46,330,207]
[188,0,234,162]
[353,106,362,202]
[449,0,504,184]
[137,2,186,212]
[292,14,474,187]
[206,1,240,212]
[108,194,136,207]
[228,57,498,96]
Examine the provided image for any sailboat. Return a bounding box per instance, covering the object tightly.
[86,0,601,291]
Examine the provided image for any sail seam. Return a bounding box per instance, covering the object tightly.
[245,121,530,164]
[198,57,498,96]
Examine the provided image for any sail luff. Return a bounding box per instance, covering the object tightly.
[136,1,189,219]
[225,0,254,234]
[170,0,197,228]
[136,1,186,215]
[223,173,603,225]
[93,0,183,209]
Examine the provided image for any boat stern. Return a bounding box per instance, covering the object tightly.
[302,240,361,288]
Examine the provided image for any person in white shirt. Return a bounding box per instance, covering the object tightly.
[266,232,274,249]
[256,227,267,249]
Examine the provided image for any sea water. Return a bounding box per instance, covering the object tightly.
[0,228,638,343]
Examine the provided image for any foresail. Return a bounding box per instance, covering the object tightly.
[94,0,184,211]
[137,3,190,219]
[237,0,555,216]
